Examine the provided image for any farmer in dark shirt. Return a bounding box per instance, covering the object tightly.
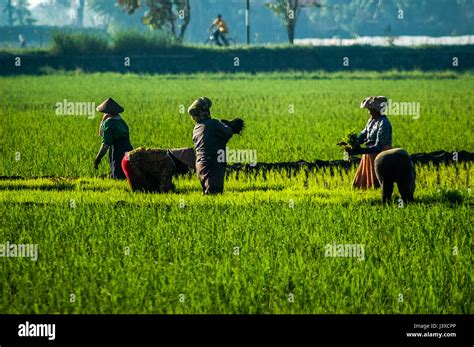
[94,98,133,179]
[188,97,233,194]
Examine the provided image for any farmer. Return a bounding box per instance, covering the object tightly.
[346,96,392,189]
[374,148,416,203]
[188,97,244,194]
[209,14,229,46]
[19,34,26,48]
[94,97,133,179]
[121,147,196,193]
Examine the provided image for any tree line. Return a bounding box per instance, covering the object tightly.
[2,0,473,44]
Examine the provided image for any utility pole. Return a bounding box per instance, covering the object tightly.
[246,0,250,45]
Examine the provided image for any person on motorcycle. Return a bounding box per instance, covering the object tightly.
[209,14,229,46]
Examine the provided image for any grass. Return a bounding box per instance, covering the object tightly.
[0,164,472,314]
[0,71,472,314]
[50,31,109,56]
[1,71,473,177]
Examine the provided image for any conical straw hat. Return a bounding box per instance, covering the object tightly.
[96,97,124,114]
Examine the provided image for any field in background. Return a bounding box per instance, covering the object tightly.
[0,71,472,314]
[1,71,473,177]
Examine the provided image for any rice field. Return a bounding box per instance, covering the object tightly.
[0,71,472,314]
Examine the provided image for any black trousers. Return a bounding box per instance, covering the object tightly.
[212,30,229,46]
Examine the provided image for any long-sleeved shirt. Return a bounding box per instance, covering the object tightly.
[101,116,130,147]
[95,115,132,179]
[193,118,233,161]
[356,115,392,154]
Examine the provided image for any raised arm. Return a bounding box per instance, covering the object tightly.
[217,120,233,141]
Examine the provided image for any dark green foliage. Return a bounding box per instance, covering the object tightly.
[50,31,108,56]
[337,130,360,151]
[111,30,178,54]
[221,118,245,135]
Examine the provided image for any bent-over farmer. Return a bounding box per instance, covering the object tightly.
[375,148,416,203]
[121,147,195,193]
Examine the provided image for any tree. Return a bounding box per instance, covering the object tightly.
[117,0,191,41]
[88,0,141,29]
[56,0,84,27]
[305,0,474,38]
[266,0,321,44]
[266,0,299,44]
[3,0,13,26]
[10,0,36,26]
[76,0,85,27]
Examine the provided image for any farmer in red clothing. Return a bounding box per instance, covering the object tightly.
[121,147,196,193]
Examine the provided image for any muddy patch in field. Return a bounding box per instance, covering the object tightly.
[0,182,76,192]
[0,182,120,192]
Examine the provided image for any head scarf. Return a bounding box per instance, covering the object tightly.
[360,96,388,114]
[188,97,212,121]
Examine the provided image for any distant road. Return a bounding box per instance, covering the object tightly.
[296,35,474,46]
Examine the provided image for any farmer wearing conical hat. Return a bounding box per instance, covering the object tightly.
[121,147,196,193]
[188,97,244,194]
[346,96,392,189]
[94,97,133,179]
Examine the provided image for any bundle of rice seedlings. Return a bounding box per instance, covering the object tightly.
[221,118,245,135]
[337,130,360,151]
